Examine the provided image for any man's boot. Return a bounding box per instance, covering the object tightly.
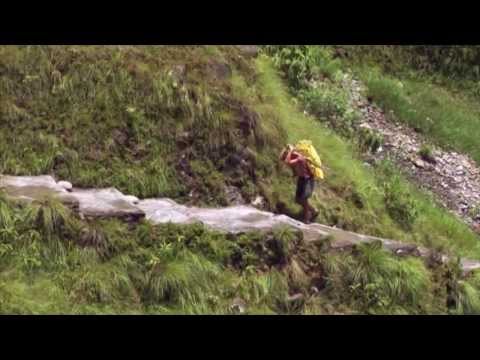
[303,206,312,224]
[310,206,320,222]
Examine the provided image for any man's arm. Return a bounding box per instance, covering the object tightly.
[286,151,304,166]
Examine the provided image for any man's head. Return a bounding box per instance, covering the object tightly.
[279,144,293,162]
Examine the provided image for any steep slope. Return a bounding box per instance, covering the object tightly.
[1,45,480,314]
[0,45,282,205]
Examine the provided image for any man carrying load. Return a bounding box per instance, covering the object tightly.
[280,140,324,224]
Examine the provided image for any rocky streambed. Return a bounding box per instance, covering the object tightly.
[341,75,480,232]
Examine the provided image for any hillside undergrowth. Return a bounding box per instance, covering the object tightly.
[1,45,480,314]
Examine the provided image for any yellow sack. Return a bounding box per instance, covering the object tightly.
[295,140,325,180]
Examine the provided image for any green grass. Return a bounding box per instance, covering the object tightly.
[335,46,480,165]
[1,46,480,314]
[252,55,480,259]
[0,46,270,205]
[359,68,480,164]
[0,193,477,315]
[322,242,442,314]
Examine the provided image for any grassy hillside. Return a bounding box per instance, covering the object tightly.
[2,193,470,315]
[1,45,480,314]
[256,50,480,258]
[0,45,282,205]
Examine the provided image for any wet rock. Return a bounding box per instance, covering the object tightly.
[251,195,265,208]
[58,181,73,192]
[230,298,247,314]
[0,175,74,206]
[70,188,145,222]
[138,198,329,236]
[4,175,479,277]
[237,45,259,58]
[124,195,140,205]
[393,244,421,257]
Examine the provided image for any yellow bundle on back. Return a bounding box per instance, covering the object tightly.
[295,140,325,180]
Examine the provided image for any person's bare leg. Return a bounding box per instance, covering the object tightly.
[302,200,312,223]
[307,201,318,219]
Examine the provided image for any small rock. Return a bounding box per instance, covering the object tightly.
[413,158,426,169]
[287,293,305,303]
[230,298,246,314]
[251,196,265,208]
[124,195,140,205]
[57,181,73,191]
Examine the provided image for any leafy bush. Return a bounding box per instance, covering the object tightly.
[358,127,384,153]
[265,46,316,89]
[299,85,348,119]
[380,165,419,230]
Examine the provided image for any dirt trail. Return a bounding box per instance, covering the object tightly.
[1,174,479,277]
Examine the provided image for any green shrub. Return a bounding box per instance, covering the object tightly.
[299,85,348,119]
[358,127,384,153]
[419,144,436,163]
[265,45,342,86]
[265,46,315,89]
[382,172,419,230]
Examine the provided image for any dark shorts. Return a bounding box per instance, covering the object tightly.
[296,177,315,203]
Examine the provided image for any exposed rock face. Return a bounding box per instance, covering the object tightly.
[0,175,145,222]
[71,188,144,221]
[0,175,79,210]
[137,198,480,276]
[58,181,73,191]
